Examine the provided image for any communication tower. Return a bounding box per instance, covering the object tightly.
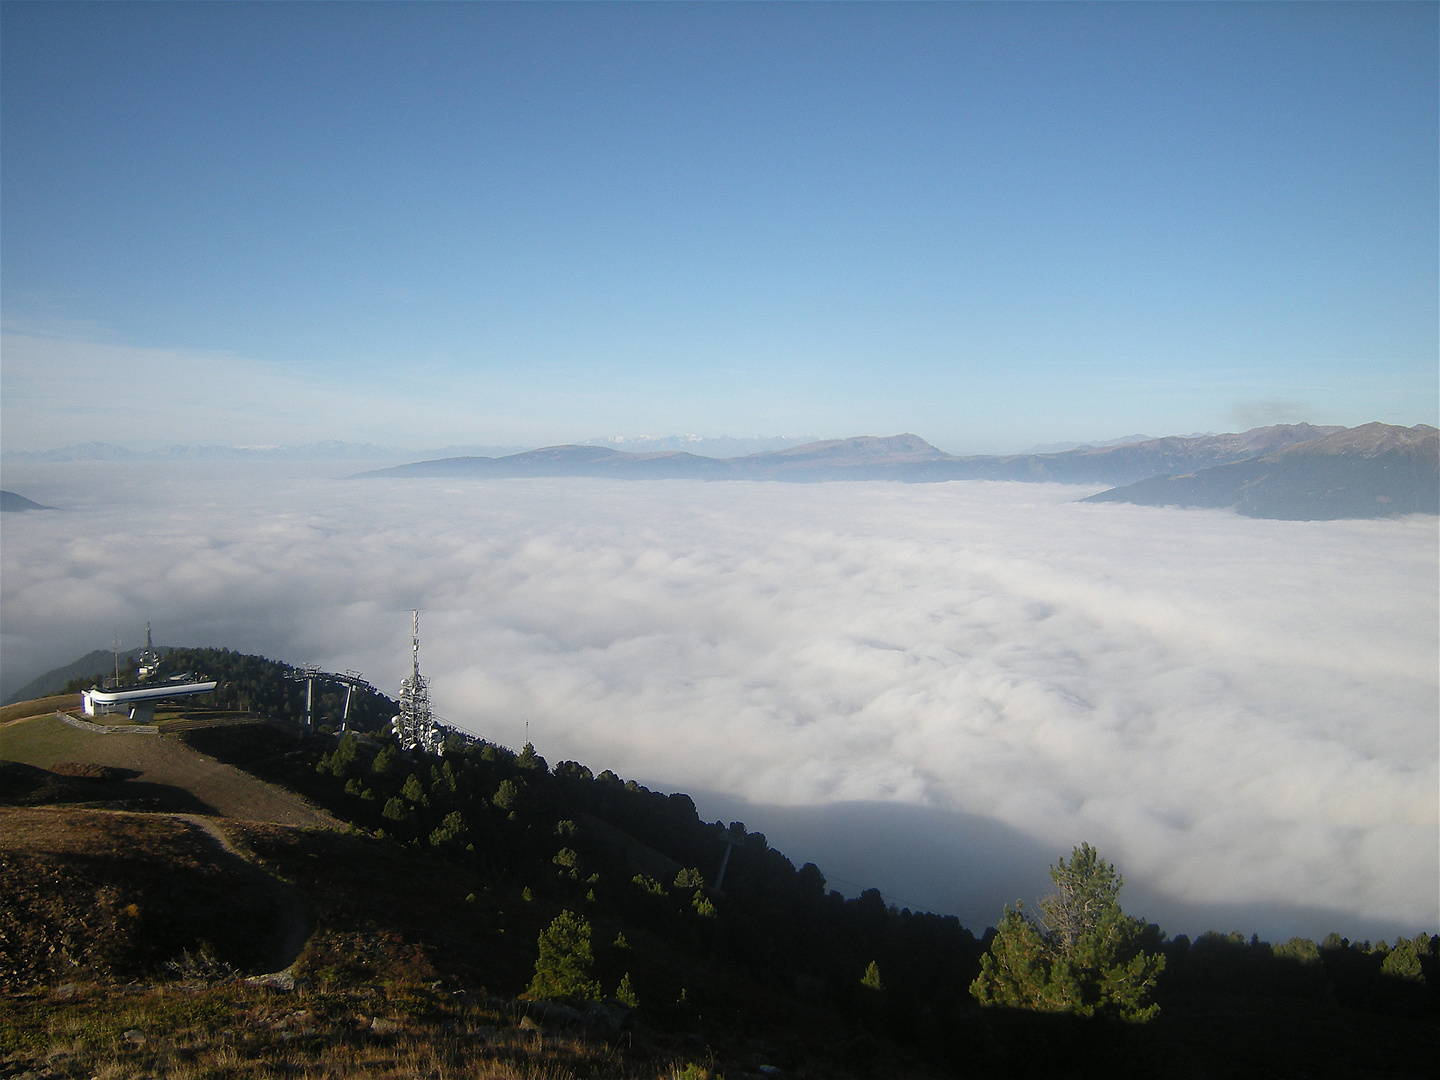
[137,622,162,682]
[392,610,445,753]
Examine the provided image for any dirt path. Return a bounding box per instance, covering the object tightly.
[175,814,311,974]
[2,714,333,976]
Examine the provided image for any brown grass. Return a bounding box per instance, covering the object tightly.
[0,714,336,826]
[1,981,676,1079]
[0,693,81,725]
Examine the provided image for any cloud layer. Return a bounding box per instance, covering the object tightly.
[3,462,1435,939]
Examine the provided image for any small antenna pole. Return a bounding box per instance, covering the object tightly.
[113,632,120,684]
[715,831,741,894]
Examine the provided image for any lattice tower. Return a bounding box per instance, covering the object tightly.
[392,609,444,753]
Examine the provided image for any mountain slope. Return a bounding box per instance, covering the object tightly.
[0,490,53,512]
[2,648,150,706]
[948,423,1346,485]
[1083,423,1439,519]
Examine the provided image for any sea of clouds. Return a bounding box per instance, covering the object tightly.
[2,461,1435,942]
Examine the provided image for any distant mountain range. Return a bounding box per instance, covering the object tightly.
[353,423,1333,485]
[355,423,1437,520]
[1084,423,1439,520]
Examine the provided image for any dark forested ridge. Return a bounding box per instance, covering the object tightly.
[3,646,1437,1077]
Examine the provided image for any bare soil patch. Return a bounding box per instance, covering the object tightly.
[49,762,126,780]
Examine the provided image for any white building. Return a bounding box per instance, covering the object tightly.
[81,679,217,719]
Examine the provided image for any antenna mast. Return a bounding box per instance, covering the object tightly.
[391,608,443,753]
[137,622,161,682]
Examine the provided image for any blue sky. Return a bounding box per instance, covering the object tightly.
[3,1,1436,454]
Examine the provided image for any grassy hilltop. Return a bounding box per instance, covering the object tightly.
[1,647,1436,1079]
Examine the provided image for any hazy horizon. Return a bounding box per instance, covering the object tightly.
[6,417,1433,468]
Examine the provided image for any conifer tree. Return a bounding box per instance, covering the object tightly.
[861,960,884,992]
[327,732,359,777]
[970,843,1165,1022]
[526,910,603,1003]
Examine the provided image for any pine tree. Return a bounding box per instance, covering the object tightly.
[970,843,1165,1022]
[493,778,519,810]
[615,972,639,1009]
[861,960,884,992]
[526,910,603,1003]
[328,732,359,777]
[372,745,401,777]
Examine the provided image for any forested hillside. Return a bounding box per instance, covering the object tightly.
[178,651,1437,1072]
[5,646,1436,1076]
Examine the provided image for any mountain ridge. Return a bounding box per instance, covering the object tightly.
[1083,423,1439,520]
[354,423,1355,487]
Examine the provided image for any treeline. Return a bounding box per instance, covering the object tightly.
[1159,928,1436,1015]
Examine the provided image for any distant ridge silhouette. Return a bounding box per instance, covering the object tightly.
[356,424,1342,486]
[0,490,53,513]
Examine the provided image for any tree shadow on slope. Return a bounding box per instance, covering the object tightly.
[0,759,219,815]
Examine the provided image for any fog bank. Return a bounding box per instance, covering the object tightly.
[3,461,1435,940]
